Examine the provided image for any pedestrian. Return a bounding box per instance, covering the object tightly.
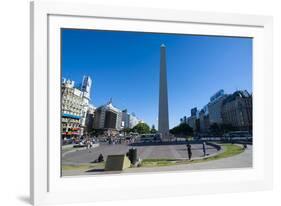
[98,153,104,162]
[202,141,206,156]
[186,143,192,160]
[243,143,247,150]
[86,138,91,153]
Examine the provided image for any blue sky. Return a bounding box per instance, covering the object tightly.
[62,29,252,128]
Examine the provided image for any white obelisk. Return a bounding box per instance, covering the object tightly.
[158,44,170,140]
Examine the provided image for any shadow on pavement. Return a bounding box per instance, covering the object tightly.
[85,168,105,173]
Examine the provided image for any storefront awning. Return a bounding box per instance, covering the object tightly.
[62,113,81,119]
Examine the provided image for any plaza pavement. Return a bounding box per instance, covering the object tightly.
[62,145,252,176]
[62,143,218,165]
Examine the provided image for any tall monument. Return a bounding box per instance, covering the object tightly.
[158,44,170,140]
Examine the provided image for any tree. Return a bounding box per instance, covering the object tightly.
[132,123,150,134]
[170,123,193,137]
[150,124,157,133]
[122,127,132,134]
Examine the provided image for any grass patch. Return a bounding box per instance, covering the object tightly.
[142,159,178,167]
[141,144,244,168]
[62,162,104,171]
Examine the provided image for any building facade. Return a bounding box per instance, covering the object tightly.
[187,107,199,131]
[199,105,210,133]
[61,79,83,139]
[61,76,92,139]
[121,110,140,130]
[187,116,197,131]
[80,76,92,134]
[121,109,130,129]
[85,104,96,133]
[177,89,252,135]
[93,99,122,132]
[208,90,228,125]
[221,90,252,131]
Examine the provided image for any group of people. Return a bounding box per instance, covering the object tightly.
[186,141,207,160]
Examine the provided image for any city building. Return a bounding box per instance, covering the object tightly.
[122,110,141,129]
[199,105,210,133]
[80,76,92,135]
[121,109,130,129]
[85,104,96,133]
[221,90,252,131]
[61,79,83,139]
[129,113,140,128]
[93,99,122,134]
[179,89,252,134]
[208,89,228,125]
[187,107,199,131]
[187,116,197,131]
[61,76,92,139]
[191,107,198,117]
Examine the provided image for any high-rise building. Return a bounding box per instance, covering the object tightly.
[121,109,130,129]
[61,79,83,139]
[93,99,122,131]
[80,76,92,134]
[187,107,198,131]
[121,110,141,129]
[129,113,140,128]
[191,107,198,117]
[158,44,170,140]
[221,90,252,131]
[187,116,197,131]
[81,75,92,94]
[61,76,92,138]
[208,89,228,125]
[199,105,210,132]
[85,104,96,132]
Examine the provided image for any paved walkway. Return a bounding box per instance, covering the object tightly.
[62,145,252,176]
[62,143,217,165]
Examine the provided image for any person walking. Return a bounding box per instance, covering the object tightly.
[202,141,206,156]
[186,143,192,160]
[86,138,91,153]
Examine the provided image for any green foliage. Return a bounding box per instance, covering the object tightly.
[132,123,150,134]
[122,127,132,134]
[170,123,193,136]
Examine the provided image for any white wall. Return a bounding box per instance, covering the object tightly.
[0,0,280,206]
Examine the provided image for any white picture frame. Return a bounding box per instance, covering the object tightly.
[30,1,273,205]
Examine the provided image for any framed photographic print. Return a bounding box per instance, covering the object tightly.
[30,1,273,205]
